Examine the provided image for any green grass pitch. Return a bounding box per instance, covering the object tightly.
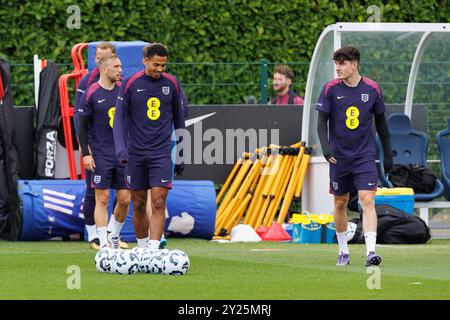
[1,239,450,300]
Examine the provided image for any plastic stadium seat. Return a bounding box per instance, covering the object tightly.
[436,118,450,200]
[376,113,444,201]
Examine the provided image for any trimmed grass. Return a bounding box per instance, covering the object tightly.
[1,239,450,299]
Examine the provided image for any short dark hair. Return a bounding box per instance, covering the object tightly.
[95,42,116,54]
[274,64,294,80]
[143,43,168,59]
[333,46,360,64]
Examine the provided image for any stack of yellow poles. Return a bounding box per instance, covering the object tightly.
[294,146,312,199]
[247,143,303,229]
[245,150,274,228]
[262,152,296,227]
[252,149,285,228]
[276,146,312,225]
[214,141,310,237]
[214,153,252,233]
[214,150,263,236]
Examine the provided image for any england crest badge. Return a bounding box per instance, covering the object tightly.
[361,94,369,102]
[94,175,101,184]
[332,181,339,191]
[162,86,170,95]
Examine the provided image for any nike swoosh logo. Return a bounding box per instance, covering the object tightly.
[137,88,146,92]
[368,182,376,186]
[161,179,170,183]
[98,99,106,103]
[337,96,345,100]
[185,112,217,127]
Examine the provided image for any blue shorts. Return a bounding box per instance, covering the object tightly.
[91,155,127,190]
[329,157,377,196]
[126,153,173,190]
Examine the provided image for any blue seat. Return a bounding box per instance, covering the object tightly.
[376,113,444,201]
[436,118,450,201]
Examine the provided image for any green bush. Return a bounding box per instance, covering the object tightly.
[1,0,448,64]
[1,0,448,105]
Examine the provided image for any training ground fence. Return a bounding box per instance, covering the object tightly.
[5,59,450,228]
[9,59,449,158]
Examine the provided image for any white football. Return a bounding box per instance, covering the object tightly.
[149,249,170,274]
[138,248,158,273]
[111,249,139,275]
[131,246,149,260]
[345,222,358,242]
[163,249,190,275]
[94,247,115,273]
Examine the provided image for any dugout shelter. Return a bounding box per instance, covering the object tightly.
[301,23,450,217]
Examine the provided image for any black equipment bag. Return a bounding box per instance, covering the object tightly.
[0,59,22,240]
[35,61,61,179]
[348,204,431,244]
[389,164,437,194]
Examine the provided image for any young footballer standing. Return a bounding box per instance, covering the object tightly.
[316,46,393,267]
[74,43,128,250]
[113,43,185,250]
[78,54,130,249]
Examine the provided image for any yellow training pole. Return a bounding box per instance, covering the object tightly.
[248,152,279,228]
[244,152,273,225]
[294,147,312,198]
[263,154,295,226]
[261,152,282,198]
[269,149,295,199]
[216,153,252,219]
[214,197,238,235]
[276,145,306,225]
[216,156,244,204]
[254,196,271,229]
[222,193,252,234]
[234,156,260,201]
[220,158,260,231]
[244,172,269,225]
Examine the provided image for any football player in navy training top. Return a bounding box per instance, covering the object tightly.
[113,43,185,250]
[78,54,130,249]
[316,46,393,267]
[74,42,128,250]
[145,86,189,249]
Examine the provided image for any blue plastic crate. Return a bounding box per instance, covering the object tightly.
[358,188,415,214]
[374,194,414,214]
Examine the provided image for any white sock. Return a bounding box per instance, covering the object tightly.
[137,237,149,247]
[148,240,160,250]
[97,227,108,247]
[111,220,124,238]
[364,232,377,256]
[336,231,349,254]
[86,224,98,242]
[107,214,116,233]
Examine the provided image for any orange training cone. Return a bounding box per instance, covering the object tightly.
[261,223,291,242]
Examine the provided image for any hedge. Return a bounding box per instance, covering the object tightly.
[1,0,448,63]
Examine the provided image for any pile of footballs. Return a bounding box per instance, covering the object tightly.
[94,246,190,275]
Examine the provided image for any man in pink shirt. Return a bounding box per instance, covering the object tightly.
[270,64,304,105]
